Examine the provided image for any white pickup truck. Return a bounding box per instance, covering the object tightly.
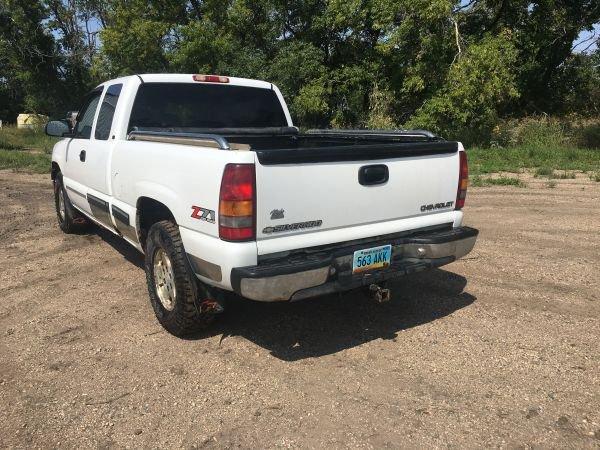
[46,74,478,336]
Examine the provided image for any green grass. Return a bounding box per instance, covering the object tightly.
[468,145,600,176]
[0,126,58,154]
[0,149,51,173]
[0,126,55,173]
[471,175,526,187]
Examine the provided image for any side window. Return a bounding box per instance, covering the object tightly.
[74,89,102,139]
[95,84,123,140]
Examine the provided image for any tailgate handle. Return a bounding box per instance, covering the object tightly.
[359,165,389,186]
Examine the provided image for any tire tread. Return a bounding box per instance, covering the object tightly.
[145,220,214,336]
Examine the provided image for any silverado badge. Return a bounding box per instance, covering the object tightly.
[263,220,323,234]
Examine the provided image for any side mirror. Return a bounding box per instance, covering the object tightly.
[45,120,72,137]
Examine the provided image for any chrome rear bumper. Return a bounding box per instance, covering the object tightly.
[231,226,478,302]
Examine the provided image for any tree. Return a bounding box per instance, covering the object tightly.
[0,0,62,116]
[406,32,519,142]
[0,0,106,119]
[1,0,599,135]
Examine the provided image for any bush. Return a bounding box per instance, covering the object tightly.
[492,117,567,149]
[470,175,526,187]
[534,167,554,177]
[491,116,600,150]
[574,122,600,149]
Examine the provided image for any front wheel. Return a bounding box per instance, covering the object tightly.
[144,220,216,336]
[54,173,89,233]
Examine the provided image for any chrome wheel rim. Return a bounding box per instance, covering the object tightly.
[153,248,176,311]
[58,188,66,221]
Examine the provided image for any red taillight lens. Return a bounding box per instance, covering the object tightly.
[456,151,468,210]
[193,74,229,83]
[219,164,255,241]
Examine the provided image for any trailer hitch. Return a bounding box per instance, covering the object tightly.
[369,283,391,303]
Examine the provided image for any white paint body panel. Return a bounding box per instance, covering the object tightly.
[52,74,465,292]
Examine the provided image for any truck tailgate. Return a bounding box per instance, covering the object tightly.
[254,142,462,255]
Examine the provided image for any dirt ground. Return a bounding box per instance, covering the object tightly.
[0,170,599,449]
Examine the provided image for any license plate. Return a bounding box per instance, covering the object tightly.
[352,245,392,273]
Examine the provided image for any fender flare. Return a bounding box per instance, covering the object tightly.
[134,181,180,218]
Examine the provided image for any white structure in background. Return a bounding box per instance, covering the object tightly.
[17,114,48,129]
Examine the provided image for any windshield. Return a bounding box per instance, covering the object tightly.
[128,83,288,131]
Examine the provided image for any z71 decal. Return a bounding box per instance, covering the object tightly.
[191,206,215,223]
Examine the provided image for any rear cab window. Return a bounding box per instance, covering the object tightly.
[128,83,288,131]
[95,84,123,140]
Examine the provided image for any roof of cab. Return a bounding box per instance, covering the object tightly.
[97,74,273,90]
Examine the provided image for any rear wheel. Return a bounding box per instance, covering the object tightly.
[54,173,89,233]
[144,220,217,336]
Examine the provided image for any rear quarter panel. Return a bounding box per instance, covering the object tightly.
[111,141,259,289]
[111,141,255,237]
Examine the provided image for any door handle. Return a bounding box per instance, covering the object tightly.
[358,164,389,186]
[79,150,86,162]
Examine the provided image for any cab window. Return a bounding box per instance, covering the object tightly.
[95,84,123,140]
[128,83,288,131]
[74,89,102,139]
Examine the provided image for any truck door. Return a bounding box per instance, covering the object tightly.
[89,83,122,195]
[63,87,103,214]
[64,84,123,228]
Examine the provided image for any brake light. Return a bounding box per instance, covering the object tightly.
[219,164,255,241]
[193,74,230,83]
[456,151,468,209]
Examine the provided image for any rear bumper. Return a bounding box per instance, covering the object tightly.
[231,226,478,302]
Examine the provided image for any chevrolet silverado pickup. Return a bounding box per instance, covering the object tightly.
[46,74,478,336]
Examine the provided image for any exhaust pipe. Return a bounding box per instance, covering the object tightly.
[369,284,391,303]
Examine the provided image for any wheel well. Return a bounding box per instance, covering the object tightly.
[51,162,60,180]
[136,197,176,249]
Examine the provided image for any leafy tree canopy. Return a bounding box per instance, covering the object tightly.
[0,0,598,143]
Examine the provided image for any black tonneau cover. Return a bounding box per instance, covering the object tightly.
[253,141,458,165]
[127,127,458,165]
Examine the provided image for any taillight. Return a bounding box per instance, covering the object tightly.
[219,164,255,241]
[456,151,468,210]
[193,74,229,83]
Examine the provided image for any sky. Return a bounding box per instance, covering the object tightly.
[573,24,599,53]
